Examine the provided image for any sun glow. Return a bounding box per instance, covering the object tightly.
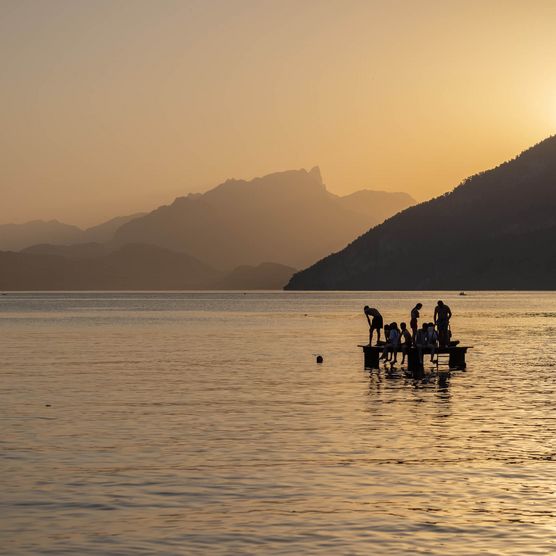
[1,1,556,226]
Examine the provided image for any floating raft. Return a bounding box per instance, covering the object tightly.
[358,344,471,377]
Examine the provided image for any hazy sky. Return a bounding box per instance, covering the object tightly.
[2,0,556,226]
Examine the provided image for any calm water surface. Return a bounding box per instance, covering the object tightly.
[2,291,556,555]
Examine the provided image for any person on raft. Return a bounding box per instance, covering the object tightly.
[400,322,413,365]
[434,300,452,348]
[364,306,383,346]
[410,303,422,345]
[380,322,400,363]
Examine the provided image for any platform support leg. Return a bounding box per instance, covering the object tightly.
[407,350,424,379]
[449,350,466,370]
[364,349,380,369]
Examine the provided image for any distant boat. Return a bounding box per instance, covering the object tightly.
[459,291,466,296]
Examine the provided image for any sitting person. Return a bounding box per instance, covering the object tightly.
[400,322,412,365]
[381,322,400,363]
[415,323,429,365]
[426,323,438,363]
[382,324,390,348]
[426,322,436,341]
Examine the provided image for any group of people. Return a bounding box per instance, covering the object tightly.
[364,301,453,365]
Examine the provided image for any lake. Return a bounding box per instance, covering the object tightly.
[2,291,555,554]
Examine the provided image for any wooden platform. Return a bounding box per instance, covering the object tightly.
[358,344,471,378]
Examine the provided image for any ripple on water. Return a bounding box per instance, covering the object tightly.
[2,291,556,554]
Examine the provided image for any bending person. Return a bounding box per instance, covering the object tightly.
[364,306,384,346]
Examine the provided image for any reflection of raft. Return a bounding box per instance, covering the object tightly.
[358,344,471,378]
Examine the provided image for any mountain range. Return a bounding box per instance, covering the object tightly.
[112,167,414,270]
[286,136,556,290]
[0,168,413,290]
[0,213,144,252]
[0,243,300,291]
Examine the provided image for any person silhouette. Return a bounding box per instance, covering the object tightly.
[410,303,422,344]
[364,306,383,345]
[415,323,428,366]
[400,322,412,365]
[434,300,452,348]
[381,322,400,364]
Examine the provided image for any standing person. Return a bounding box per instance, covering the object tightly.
[364,306,384,346]
[434,300,452,348]
[400,322,412,365]
[410,303,423,344]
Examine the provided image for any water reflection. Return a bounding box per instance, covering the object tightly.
[3,291,556,554]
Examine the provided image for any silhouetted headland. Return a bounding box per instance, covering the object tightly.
[286,136,556,290]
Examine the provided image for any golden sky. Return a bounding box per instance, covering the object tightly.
[1,0,555,226]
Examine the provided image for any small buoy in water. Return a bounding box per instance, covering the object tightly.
[316,355,323,364]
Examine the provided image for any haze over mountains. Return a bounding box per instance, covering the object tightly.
[112,167,414,270]
[286,136,556,290]
[0,244,219,291]
[0,168,413,290]
[0,214,144,252]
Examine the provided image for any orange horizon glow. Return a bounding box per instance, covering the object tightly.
[1,0,556,226]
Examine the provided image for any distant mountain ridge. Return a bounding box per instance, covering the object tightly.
[0,220,82,251]
[81,214,146,243]
[0,243,296,290]
[0,244,218,290]
[0,213,144,251]
[1,166,415,289]
[112,167,414,270]
[286,136,556,290]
